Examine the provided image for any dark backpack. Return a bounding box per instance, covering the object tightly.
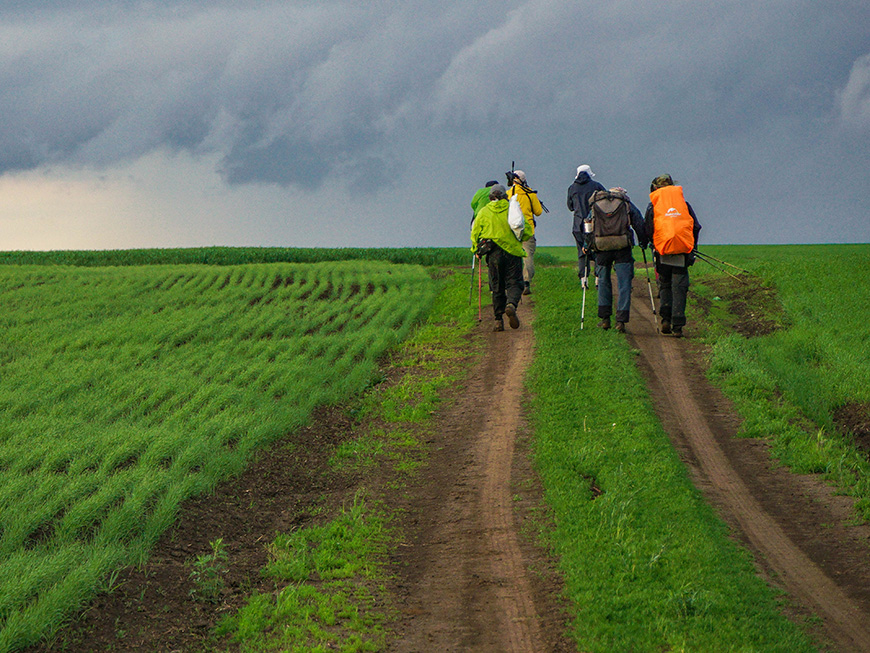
[588,190,630,251]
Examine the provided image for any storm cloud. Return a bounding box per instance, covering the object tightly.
[1,1,869,248]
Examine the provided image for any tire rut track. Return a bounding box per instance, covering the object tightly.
[626,273,870,651]
[387,303,566,652]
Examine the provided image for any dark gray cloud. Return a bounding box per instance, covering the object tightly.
[1,0,869,246]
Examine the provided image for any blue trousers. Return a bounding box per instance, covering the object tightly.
[596,261,634,322]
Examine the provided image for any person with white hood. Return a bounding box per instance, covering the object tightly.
[568,164,606,287]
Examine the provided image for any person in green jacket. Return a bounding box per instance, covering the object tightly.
[470,180,500,225]
[470,184,532,331]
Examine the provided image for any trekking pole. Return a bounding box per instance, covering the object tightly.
[469,255,476,303]
[477,256,483,321]
[580,254,590,329]
[641,247,659,332]
[694,252,749,283]
[695,250,750,275]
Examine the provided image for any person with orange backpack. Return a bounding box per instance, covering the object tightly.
[643,174,702,337]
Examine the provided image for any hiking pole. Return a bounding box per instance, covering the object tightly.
[580,253,590,329]
[695,250,750,275]
[694,252,748,283]
[641,247,659,332]
[477,256,483,322]
[469,255,476,303]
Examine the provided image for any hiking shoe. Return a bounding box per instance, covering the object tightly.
[505,303,520,329]
[672,325,683,338]
[523,282,531,295]
[598,317,611,330]
[616,321,626,333]
[660,320,672,334]
[493,319,504,332]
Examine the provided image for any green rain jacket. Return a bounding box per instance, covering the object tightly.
[470,198,531,258]
[470,187,492,220]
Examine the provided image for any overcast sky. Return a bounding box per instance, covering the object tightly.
[1,0,869,251]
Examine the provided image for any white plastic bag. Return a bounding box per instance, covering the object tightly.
[508,195,525,240]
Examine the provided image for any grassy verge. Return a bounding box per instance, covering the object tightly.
[213,268,479,652]
[690,245,870,520]
[527,265,817,651]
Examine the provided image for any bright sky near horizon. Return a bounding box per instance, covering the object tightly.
[2,1,869,251]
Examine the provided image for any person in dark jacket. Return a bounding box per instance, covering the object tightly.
[643,174,702,337]
[584,187,648,332]
[568,164,606,288]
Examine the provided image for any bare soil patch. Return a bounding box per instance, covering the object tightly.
[834,402,870,455]
[626,270,870,651]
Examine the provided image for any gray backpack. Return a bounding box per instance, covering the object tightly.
[588,190,630,251]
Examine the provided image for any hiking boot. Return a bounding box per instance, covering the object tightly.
[505,303,520,329]
[616,321,626,333]
[597,317,611,330]
[672,325,683,338]
[660,320,672,334]
[523,282,531,295]
[493,319,504,332]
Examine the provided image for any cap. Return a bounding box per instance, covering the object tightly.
[489,184,507,200]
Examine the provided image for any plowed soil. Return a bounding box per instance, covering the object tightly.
[28,268,870,652]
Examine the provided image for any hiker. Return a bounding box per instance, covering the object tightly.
[584,187,647,332]
[568,164,606,288]
[643,174,702,337]
[470,180,500,225]
[471,184,531,331]
[506,170,543,295]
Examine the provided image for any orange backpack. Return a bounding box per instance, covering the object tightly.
[651,185,695,255]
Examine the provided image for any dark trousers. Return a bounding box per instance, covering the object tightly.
[486,247,524,319]
[656,263,690,327]
[574,236,593,280]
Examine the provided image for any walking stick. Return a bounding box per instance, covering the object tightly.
[469,255,476,303]
[580,255,589,329]
[695,252,749,283]
[695,250,750,275]
[641,247,659,332]
[477,255,483,322]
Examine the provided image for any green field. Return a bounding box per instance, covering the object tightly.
[0,259,436,651]
[0,245,867,651]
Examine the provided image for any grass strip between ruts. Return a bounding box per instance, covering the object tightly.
[527,265,817,652]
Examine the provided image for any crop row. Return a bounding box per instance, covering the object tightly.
[0,260,435,650]
[0,247,474,268]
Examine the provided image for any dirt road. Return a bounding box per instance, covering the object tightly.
[387,304,574,652]
[626,272,870,651]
